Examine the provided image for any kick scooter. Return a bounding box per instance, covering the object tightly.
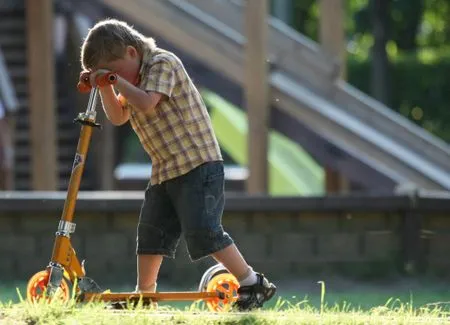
[26,72,239,312]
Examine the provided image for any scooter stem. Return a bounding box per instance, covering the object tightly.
[49,88,101,280]
[61,88,99,223]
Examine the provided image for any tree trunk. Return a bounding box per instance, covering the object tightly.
[395,0,424,51]
[370,0,390,105]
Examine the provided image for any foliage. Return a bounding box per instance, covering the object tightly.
[418,0,450,48]
[272,0,450,143]
[286,0,450,53]
[347,50,450,142]
[291,0,318,42]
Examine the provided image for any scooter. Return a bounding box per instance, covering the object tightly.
[26,72,239,312]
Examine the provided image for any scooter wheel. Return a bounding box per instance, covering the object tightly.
[198,263,230,292]
[205,273,239,312]
[26,270,70,303]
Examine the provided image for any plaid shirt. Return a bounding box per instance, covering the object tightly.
[126,46,222,185]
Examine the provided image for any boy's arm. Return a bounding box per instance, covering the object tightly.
[98,85,130,126]
[113,76,163,116]
[91,60,169,121]
[83,69,130,126]
[91,69,162,125]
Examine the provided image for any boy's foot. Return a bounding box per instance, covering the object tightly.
[133,289,158,309]
[233,273,276,311]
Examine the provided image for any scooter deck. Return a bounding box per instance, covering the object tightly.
[82,291,224,302]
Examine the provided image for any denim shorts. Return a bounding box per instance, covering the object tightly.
[136,161,234,261]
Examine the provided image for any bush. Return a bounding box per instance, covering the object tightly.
[347,51,450,143]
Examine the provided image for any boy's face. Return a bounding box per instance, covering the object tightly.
[96,46,141,84]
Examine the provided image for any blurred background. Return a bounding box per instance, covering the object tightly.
[0,0,450,309]
[1,0,449,195]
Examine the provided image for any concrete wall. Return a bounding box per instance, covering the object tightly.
[0,191,449,288]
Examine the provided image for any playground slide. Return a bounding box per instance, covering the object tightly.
[99,0,450,191]
[202,89,324,196]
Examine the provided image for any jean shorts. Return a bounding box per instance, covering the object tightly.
[136,161,234,261]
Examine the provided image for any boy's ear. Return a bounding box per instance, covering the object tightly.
[127,46,138,58]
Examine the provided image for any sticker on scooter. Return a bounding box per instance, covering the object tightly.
[72,153,84,171]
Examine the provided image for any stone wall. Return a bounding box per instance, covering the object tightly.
[0,191,449,287]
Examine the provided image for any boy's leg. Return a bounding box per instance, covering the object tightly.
[167,161,276,310]
[211,244,256,284]
[136,255,162,292]
[136,182,181,292]
[212,243,276,311]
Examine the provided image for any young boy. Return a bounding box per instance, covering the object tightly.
[80,19,276,311]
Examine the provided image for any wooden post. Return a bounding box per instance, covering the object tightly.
[26,0,58,190]
[319,0,349,194]
[319,0,346,77]
[401,211,423,274]
[245,0,269,195]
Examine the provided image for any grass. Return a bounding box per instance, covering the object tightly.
[4,278,449,311]
[1,280,450,324]
[1,292,450,324]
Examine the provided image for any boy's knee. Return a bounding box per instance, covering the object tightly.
[137,223,164,252]
[136,223,180,258]
[185,227,233,261]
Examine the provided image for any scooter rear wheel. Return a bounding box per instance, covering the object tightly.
[205,273,239,312]
[26,270,70,303]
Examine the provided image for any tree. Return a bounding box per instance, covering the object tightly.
[418,0,450,48]
[390,0,424,51]
[370,0,390,104]
[290,0,317,39]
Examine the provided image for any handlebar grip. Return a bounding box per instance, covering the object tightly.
[76,72,118,93]
[96,72,118,87]
[77,82,92,93]
[77,71,92,93]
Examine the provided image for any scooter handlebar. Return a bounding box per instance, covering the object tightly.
[77,71,118,93]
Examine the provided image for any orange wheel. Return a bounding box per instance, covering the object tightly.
[205,273,239,312]
[26,270,70,303]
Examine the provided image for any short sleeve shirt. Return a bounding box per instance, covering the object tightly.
[126,45,222,185]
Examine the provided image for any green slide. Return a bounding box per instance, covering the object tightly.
[202,89,324,196]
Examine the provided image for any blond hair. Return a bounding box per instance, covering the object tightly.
[80,18,156,70]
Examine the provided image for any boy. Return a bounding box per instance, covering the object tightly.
[80,19,276,311]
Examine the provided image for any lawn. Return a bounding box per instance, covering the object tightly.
[0,296,449,324]
[1,278,450,324]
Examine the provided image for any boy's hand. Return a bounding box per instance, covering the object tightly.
[78,71,92,92]
[88,69,112,87]
[77,70,118,92]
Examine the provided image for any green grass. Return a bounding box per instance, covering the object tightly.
[1,292,449,324]
[2,280,450,324]
[3,279,450,310]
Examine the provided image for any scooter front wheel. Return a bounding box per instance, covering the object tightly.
[26,270,70,303]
